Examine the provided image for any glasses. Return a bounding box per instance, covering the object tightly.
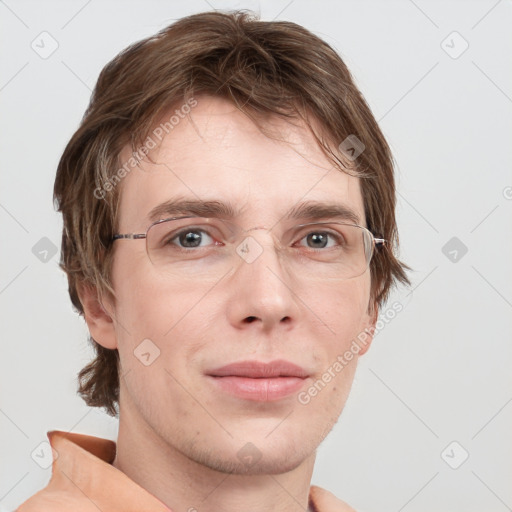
[113,216,385,281]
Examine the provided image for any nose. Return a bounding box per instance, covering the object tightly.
[224,230,301,333]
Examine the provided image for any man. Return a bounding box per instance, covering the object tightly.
[17,10,410,512]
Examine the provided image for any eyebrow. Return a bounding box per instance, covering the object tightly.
[147,198,361,225]
[284,201,361,225]
[148,198,238,223]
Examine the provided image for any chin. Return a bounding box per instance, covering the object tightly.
[182,429,319,476]
[197,445,313,476]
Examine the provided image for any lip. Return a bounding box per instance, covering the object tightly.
[208,359,310,378]
[206,360,310,402]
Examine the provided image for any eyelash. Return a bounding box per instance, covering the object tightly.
[167,227,345,250]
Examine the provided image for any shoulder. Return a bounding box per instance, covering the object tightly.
[309,485,357,512]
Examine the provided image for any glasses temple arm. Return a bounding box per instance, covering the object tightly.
[112,233,147,240]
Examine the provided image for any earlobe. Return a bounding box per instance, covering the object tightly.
[77,281,118,350]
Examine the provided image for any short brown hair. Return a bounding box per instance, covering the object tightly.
[54,10,411,416]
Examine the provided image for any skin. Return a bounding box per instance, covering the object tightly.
[80,95,378,512]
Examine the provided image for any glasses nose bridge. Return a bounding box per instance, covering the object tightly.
[230,225,290,270]
[239,225,284,250]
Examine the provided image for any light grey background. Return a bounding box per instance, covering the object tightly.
[1,1,511,511]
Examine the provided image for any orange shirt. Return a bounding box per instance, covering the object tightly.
[16,430,355,511]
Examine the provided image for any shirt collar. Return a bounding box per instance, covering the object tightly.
[47,430,172,511]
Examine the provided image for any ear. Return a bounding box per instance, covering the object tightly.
[77,281,118,349]
[357,301,379,357]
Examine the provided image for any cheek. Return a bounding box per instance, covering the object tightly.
[316,275,372,344]
[110,251,215,370]
[111,248,190,331]
[114,281,205,346]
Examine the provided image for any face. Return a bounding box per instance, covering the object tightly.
[97,95,377,475]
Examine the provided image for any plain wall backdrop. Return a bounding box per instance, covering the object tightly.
[1,1,511,511]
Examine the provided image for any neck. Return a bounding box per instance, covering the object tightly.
[113,399,316,512]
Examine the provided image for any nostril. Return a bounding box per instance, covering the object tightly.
[245,316,258,323]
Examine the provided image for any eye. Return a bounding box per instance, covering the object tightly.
[297,230,344,249]
[168,228,216,249]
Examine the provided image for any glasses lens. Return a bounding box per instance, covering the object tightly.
[146,217,236,277]
[286,223,373,280]
[146,218,374,280]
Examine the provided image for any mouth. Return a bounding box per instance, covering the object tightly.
[206,359,310,402]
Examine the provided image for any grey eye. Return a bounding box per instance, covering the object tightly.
[306,232,328,248]
[298,231,341,249]
[171,229,214,248]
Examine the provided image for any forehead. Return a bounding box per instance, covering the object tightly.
[116,96,364,231]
